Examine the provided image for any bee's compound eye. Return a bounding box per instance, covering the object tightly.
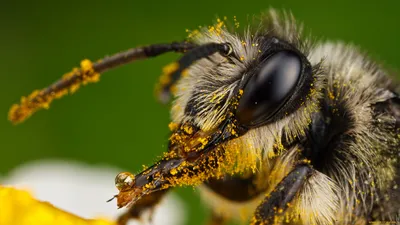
[115,172,135,191]
[236,51,302,126]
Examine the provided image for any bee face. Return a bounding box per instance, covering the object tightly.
[174,37,315,129]
[169,14,326,165]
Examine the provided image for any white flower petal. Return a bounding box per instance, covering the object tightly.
[2,159,186,225]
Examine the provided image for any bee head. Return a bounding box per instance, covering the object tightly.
[115,19,325,207]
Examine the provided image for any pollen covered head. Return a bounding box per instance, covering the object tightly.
[170,16,324,161]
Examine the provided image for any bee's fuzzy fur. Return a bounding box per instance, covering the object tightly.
[170,9,400,225]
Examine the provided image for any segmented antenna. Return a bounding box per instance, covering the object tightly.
[155,42,233,103]
[8,42,196,124]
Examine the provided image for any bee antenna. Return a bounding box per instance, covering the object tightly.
[8,41,196,124]
[155,42,233,103]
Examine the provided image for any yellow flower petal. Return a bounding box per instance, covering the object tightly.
[0,186,115,225]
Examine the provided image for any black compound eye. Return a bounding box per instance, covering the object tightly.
[236,51,302,126]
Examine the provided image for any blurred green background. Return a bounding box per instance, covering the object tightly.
[1,1,399,224]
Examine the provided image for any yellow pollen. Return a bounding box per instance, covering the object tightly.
[181,69,189,77]
[183,125,193,135]
[162,62,179,74]
[328,91,335,100]
[187,29,200,39]
[170,168,178,175]
[169,84,178,95]
[168,122,179,131]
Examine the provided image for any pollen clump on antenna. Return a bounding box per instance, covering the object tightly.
[155,62,179,91]
[155,62,182,102]
[8,59,101,124]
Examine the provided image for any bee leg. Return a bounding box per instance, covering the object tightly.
[117,189,168,225]
[251,164,312,225]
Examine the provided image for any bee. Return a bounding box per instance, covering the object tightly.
[9,9,400,225]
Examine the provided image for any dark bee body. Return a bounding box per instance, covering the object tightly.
[203,82,400,223]
[198,38,400,223]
